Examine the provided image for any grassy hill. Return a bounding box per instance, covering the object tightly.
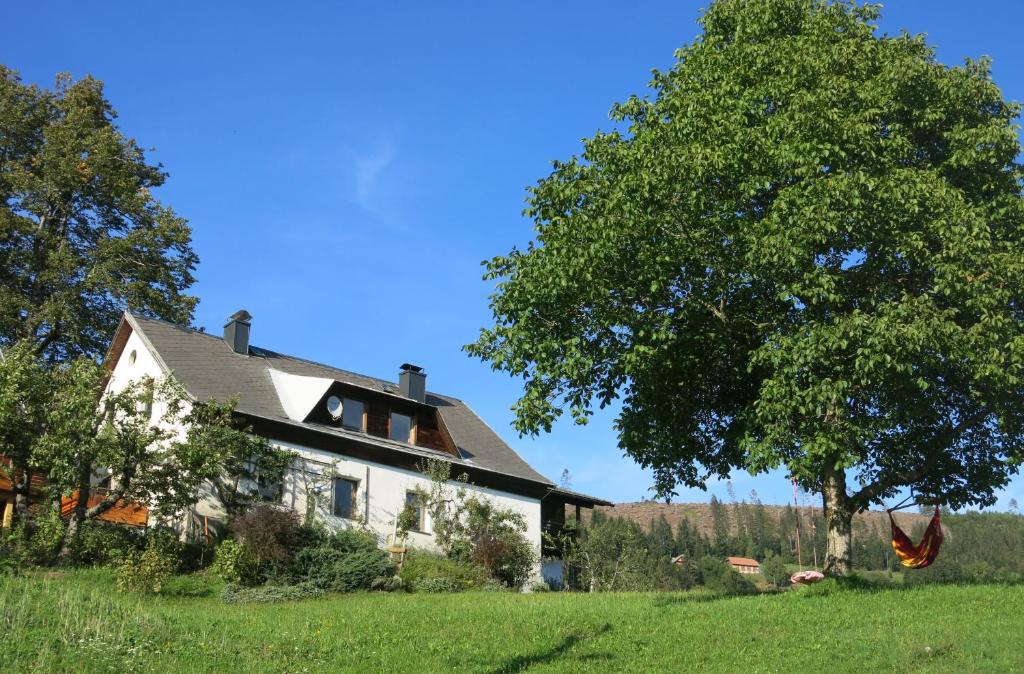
[2,569,1021,673]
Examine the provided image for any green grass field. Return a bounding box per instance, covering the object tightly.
[1,570,1021,673]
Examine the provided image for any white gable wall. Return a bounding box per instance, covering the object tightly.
[105,327,194,445]
[103,327,197,517]
[107,329,164,396]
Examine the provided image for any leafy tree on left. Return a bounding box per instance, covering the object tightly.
[0,342,291,561]
[0,66,197,363]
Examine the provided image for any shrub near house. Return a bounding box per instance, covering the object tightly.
[206,506,396,598]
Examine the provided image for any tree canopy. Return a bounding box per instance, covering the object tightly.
[0,66,197,362]
[467,0,1024,573]
[0,341,290,560]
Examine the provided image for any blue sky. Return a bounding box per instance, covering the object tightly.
[4,1,1022,509]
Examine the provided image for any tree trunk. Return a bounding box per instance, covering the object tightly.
[12,469,31,522]
[822,466,853,576]
[56,465,92,561]
[13,491,29,521]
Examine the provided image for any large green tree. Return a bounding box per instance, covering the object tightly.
[468,0,1024,574]
[0,67,197,362]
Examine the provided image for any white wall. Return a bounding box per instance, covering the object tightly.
[273,440,543,557]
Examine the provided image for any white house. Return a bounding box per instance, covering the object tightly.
[102,310,608,585]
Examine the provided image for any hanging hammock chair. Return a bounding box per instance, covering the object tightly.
[888,504,943,569]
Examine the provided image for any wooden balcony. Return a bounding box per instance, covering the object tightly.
[59,488,149,528]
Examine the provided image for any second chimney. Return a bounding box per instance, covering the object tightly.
[399,363,426,403]
[224,309,252,355]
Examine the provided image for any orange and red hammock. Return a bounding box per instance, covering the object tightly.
[888,505,943,569]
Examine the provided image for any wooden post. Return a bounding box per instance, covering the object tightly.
[2,500,13,528]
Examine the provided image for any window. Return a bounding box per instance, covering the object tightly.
[390,412,412,443]
[341,398,364,430]
[127,350,137,366]
[404,490,426,532]
[333,478,358,519]
[243,458,283,502]
[245,458,282,503]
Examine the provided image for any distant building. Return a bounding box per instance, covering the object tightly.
[725,556,761,574]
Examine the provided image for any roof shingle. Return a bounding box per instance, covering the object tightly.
[125,313,554,486]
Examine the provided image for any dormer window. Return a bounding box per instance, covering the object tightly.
[341,398,365,431]
[390,412,412,443]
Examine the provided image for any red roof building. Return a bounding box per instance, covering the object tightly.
[725,556,761,574]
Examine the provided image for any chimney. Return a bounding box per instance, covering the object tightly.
[223,309,252,355]
[399,363,426,403]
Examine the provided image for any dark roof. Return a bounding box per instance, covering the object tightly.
[122,313,557,487]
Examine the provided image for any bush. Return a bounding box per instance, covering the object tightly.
[413,576,464,593]
[370,574,405,592]
[292,546,393,592]
[528,580,552,592]
[221,581,325,604]
[178,541,217,573]
[69,522,144,567]
[437,495,537,590]
[286,526,393,592]
[398,551,488,592]
[559,514,656,591]
[761,553,789,589]
[903,560,1023,586]
[143,527,185,565]
[210,539,259,586]
[116,543,178,594]
[0,546,19,576]
[229,505,302,577]
[478,578,511,592]
[318,527,382,555]
[4,506,66,566]
[471,531,537,590]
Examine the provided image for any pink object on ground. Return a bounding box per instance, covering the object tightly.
[790,570,825,585]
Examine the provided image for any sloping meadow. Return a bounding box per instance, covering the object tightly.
[1,569,1021,672]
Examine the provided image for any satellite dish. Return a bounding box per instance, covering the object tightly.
[326,396,343,420]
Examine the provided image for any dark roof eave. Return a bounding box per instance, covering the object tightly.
[545,486,613,508]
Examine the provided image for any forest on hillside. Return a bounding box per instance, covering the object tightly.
[565,495,1024,591]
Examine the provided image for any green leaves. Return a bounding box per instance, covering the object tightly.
[0,66,198,363]
[467,0,1024,514]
